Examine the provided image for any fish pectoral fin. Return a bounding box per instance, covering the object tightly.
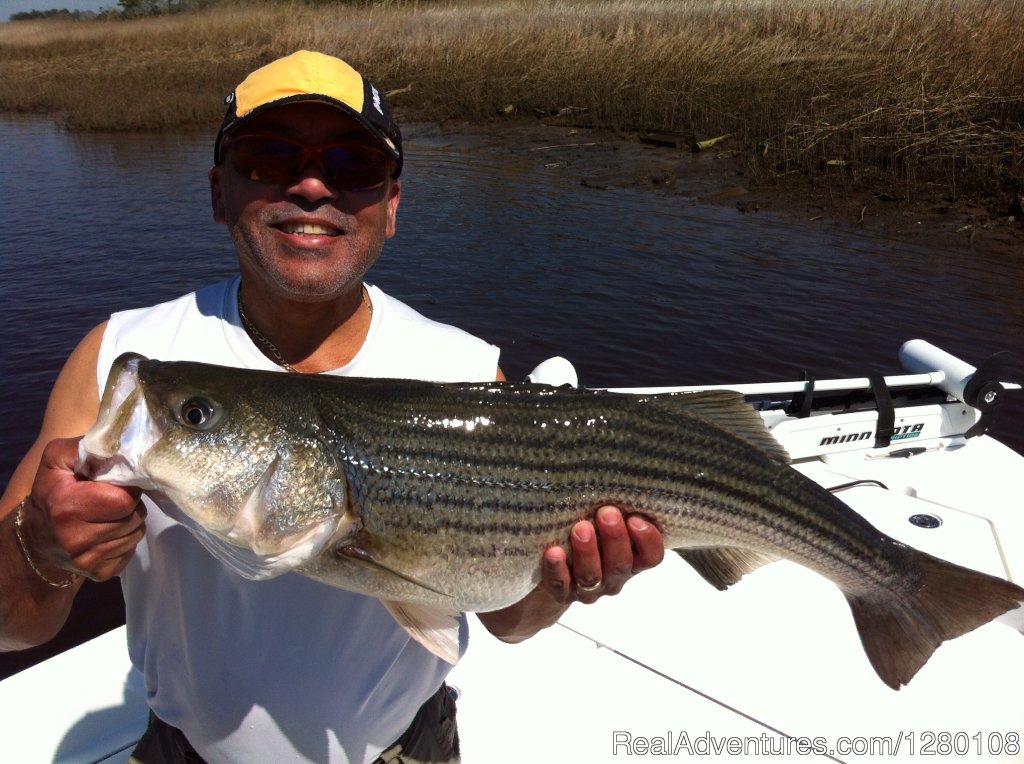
[382,600,461,665]
[675,547,780,591]
[339,545,450,597]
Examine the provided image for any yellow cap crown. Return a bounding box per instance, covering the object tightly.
[215,50,402,176]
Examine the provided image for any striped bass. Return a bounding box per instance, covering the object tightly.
[76,353,1024,689]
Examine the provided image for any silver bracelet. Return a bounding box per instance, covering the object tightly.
[13,498,79,589]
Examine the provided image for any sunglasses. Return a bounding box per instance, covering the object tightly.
[222,134,394,191]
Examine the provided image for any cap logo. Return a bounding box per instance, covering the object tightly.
[371,85,383,115]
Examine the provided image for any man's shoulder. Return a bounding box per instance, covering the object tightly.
[98,278,238,378]
[108,279,234,327]
[377,290,487,342]
[365,287,499,382]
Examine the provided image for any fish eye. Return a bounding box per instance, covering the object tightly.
[178,397,220,430]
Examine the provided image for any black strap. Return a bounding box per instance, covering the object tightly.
[785,373,815,419]
[868,373,896,449]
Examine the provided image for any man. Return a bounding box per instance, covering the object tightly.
[0,51,664,763]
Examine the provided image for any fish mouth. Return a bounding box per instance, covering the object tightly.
[76,353,162,487]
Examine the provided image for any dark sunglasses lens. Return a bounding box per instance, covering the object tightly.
[321,146,390,190]
[230,138,301,184]
[228,137,391,190]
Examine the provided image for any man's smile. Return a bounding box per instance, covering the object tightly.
[274,221,342,237]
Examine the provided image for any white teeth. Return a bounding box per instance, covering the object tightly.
[278,222,340,236]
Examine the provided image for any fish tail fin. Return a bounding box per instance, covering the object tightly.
[850,553,1024,690]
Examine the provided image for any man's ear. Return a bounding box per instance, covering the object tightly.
[209,166,226,223]
[385,178,401,238]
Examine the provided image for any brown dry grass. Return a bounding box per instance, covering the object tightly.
[1,0,1022,208]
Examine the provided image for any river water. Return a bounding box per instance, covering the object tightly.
[1,116,1022,675]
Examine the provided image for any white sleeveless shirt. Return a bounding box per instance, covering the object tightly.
[96,276,500,764]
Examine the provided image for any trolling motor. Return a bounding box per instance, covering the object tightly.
[526,340,1017,443]
[899,340,1016,439]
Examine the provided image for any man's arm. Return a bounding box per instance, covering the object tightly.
[0,323,144,651]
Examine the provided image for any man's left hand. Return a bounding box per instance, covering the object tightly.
[477,506,664,641]
[543,505,665,605]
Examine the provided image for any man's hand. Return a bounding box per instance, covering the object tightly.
[541,505,664,605]
[477,506,665,642]
[23,437,145,582]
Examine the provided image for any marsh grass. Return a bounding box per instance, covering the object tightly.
[2,0,1022,206]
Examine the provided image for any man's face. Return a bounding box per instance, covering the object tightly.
[209,102,401,303]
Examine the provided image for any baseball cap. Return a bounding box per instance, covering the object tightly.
[214,50,403,178]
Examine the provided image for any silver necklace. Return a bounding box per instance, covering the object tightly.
[237,286,372,374]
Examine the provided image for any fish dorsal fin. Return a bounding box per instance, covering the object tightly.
[675,547,780,590]
[382,600,462,665]
[657,390,790,464]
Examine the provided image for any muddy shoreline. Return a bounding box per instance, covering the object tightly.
[406,120,1024,259]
